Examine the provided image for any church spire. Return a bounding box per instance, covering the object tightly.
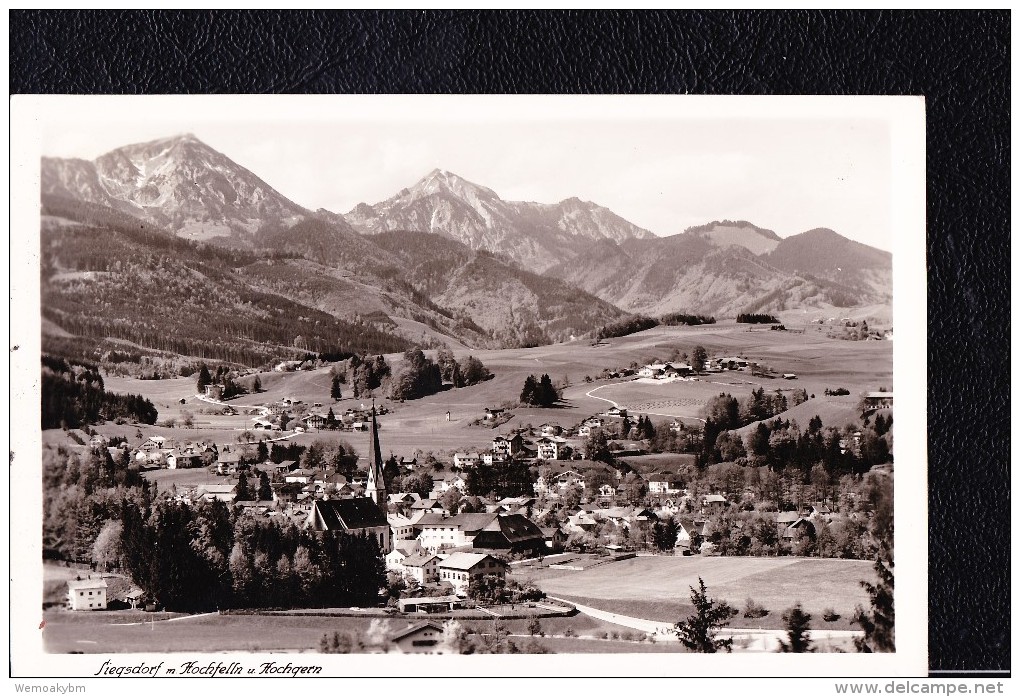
[365,400,386,511]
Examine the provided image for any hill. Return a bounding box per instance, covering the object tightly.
[40,196,412,367]
[370,230,627,345]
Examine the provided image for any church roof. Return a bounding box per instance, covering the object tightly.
[310,499,387,531]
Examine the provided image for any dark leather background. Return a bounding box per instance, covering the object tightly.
[10,10,1010,674]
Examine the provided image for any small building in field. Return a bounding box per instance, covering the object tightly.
[397,595,465,614]
[863,391,894,411]
[67,577,107,611]
[389,621,446,654]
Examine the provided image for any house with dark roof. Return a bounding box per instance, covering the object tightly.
[389,621,446,654]
[304,499,391,552]
[471,514,546,556]
[492,433,525,458]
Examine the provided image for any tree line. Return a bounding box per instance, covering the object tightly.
[120,495,385,612]
[41,356,158,429]
[659,313,716,326]
[736,313,780,324]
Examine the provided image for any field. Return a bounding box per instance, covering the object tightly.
[88,321,891,462]
[41,607,681,654]
[518,555,874,626]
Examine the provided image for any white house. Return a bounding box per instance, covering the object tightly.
[401,552,440,585]
[536,437,569,461]
[453,453,481,469]
[436,552,508,595]
[388,513,416,541]
[67,577,107,611]
[390,621,446,654]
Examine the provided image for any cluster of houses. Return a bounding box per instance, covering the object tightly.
[125,435,212,470]
[637,362,694,380]
[252,402,389,433]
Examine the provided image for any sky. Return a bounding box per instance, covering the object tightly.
[40,99,894,250]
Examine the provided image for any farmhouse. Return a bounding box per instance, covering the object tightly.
[67,577,107,611]
[389,621,446,654]
[648,477,682,495]
[536,437,570,461]
[481,452,507,466]
[540,423,563,437]
[303,413,326,430]
[484,407,505,421]
[431,474,467,498]
[388,512,416,541]
[199,483,237,503]
[675,519,708,552]
[492,433,525,458]
[702,494,728,513]
[401,552,441,584]
[863,391,894,410]
[453,453,481,469]
[470,514,546,556]
[437,552,508,595]
[638,363,667,378]
[386,540,422,572]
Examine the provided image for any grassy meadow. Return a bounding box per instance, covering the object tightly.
[88,321,891,463]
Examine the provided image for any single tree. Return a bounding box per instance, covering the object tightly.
[234,472,253,502]
[252,375,262,393]
[257,470,273,502]
[196,364,212,393]
[691,346,708,373]
[777,603,814,653]
[331,375,342,401]
[674,577,739,653]
[520,375,538,406]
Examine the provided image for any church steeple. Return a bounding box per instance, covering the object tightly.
[365,401,387,512]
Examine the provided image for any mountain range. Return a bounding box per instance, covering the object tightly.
[345,168,655,272]
[40,134,891,367]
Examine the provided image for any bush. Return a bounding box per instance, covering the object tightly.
[743,598,770,619]
[563,627,577,638]
[822,608,841,622]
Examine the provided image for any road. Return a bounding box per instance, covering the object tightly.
[583,385,707,424]
[550,596,862,652]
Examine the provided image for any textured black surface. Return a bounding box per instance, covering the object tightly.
[10,10,1010,672]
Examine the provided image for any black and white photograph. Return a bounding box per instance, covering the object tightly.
[10,95,928,676]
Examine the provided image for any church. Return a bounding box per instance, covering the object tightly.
[304,405,392,553]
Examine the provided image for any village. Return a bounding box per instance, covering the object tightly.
[46,336,894,654]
